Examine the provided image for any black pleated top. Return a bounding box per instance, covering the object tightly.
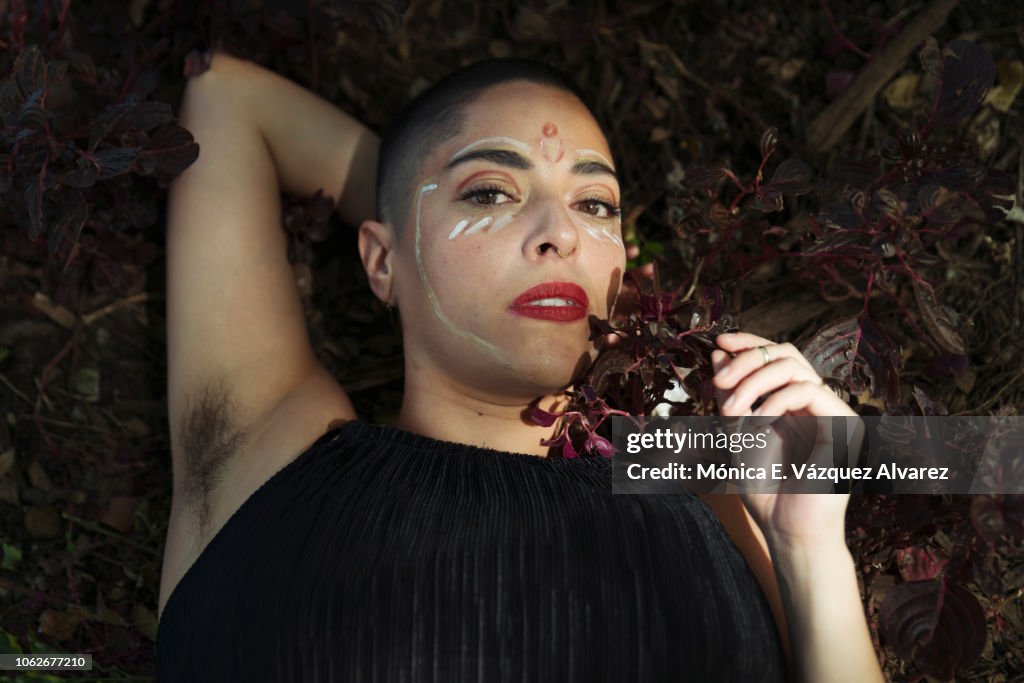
[156,420,786,682]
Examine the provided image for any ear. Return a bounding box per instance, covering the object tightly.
[358,219,397,305]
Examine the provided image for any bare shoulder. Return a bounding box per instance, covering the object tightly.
[159,366,354,618]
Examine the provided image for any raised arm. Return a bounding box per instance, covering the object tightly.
[165,52,377,501]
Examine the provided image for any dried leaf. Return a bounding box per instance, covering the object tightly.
[760,127,778,161]
[912,279,965,354]
[98,496,139,534]
[919,37,942,80]
[24,506,61,539]
[0,449,14,479]
[874,188,904,222]
[883,73,921,110]
[985,59,1024,113]
[132,603,158,642]
[39,605,91,642]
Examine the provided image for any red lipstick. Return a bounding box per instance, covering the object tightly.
[510,282,590,322]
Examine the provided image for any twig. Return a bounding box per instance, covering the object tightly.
[807,0,959,153]
[31,291,75,329]
[960,366,1024,415]
[0,373,33,405]
[819,0,870,59]
[81,291,153,326]
[0,576,68,607]
[61,512,159,558]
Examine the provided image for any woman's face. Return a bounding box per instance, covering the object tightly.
[392,81,626,402]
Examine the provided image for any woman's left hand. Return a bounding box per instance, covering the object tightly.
[712,332,858,549]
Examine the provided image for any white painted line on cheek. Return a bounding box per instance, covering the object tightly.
[463,216,493,235]
[490,214,516,233]
[414,181,507,363]
[602,227,625,248]
[449,219,470,240]
[448,136,531,163]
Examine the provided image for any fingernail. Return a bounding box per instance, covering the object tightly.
[722,394,736,410]
[717,364,731,379]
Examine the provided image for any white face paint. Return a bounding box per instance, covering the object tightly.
[574,148,615,169]
[444,141,624,250]
[414,182,509,363]
[447,136,531,164]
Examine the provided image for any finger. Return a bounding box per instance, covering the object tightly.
[714,344,815,391]
[715,331,773,351]
[714,341,814,385]
[716,334,814,370]
[750,381,854,417]
[718,357,822,415]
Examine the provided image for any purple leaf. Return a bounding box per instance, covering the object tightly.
[120,102,174,133]
[765,158,813,195]
[138,125,199,176]
[879,579,986,680]
[825,70,855,100]
[62,160,98,188]
[16,88,46,130]
[49,190,88,254]
[802,316,899,402]
[94,147,140,180]
[895,546,948,582]
[14,45,45,99]
[527,403,561,427]
[24,180,45,240]
[585,432,616,458]
[926,40,996,132]
[88,103,133,151]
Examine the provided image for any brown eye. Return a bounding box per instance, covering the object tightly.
[576,199,621,219]
[461,185,516,206]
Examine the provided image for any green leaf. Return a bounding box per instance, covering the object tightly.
[1,543,22,570]
[0,627,22,654]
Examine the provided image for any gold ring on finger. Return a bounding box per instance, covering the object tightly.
[759,345,772,366]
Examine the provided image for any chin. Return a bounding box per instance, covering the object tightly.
[500,347,590,396]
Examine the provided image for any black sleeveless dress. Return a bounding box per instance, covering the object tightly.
[156,420,787,681]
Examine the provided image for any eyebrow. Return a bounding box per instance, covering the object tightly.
[446,148,533,171]
[570,158,618,181]
[446,148,619,183]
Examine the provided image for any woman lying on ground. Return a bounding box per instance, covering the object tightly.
[154,51,883,682]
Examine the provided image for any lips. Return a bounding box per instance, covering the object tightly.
[510,282,590,322]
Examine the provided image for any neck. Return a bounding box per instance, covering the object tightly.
[395,373,567,458]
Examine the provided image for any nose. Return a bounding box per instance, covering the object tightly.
[522,197,581,261]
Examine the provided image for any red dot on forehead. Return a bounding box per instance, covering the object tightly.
[542,123,557,137]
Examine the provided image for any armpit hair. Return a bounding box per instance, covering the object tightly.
[177,378,248,535]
